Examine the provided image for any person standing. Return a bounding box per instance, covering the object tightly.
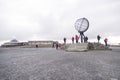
[72,37,74,44]
[56,42,58,49]
[63,37,66,44]
[85,36,88,43]
[75,35,79,43]
[97,35,101,43]
[104,38,108,46]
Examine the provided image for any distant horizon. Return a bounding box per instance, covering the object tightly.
[0,36,120,46]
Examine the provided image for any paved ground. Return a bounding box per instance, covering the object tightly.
[0,47,120,80]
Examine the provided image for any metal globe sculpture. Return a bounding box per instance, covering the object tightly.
[75,17,89,43]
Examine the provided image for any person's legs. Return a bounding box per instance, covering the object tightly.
[106,42,107,46]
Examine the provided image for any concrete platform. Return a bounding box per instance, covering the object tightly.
[61,42,111,52]
[66,43,88,52]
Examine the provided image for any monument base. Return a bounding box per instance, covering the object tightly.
[66,43,88,52]
[60,42,111,52]
[60,43,88,52]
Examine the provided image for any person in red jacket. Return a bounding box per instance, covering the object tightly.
[104,38,108,46]
[75,35,79,43]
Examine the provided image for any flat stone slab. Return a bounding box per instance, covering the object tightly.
[66,43,88,52]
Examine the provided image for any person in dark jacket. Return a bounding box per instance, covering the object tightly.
[63,37,66,44]
[72,37,74,44]
[56,42,58,49]
[84,36,88,43]
[97,35,101,43]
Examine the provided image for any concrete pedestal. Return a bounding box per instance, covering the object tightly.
[66,43,88,52]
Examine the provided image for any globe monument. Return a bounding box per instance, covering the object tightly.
[75,17,89,43]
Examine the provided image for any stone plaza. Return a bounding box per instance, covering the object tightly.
[0,47,120,80]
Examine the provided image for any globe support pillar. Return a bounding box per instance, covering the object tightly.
[80,32,84,43]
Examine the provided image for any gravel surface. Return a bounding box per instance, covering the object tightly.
[0,47,120,80]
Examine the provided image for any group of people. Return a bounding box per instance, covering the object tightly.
[63,34,108,46]
[63,35,88,44]
[97,35,108,46]
[54,34,108,49]
[64,35,79,44]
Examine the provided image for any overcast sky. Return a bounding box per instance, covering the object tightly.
[0,0,120,44]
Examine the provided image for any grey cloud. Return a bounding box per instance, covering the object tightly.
[0,0,120,44]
